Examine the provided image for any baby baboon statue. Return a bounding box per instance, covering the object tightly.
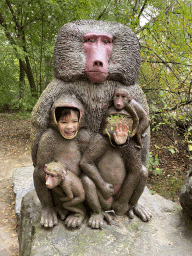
[31,20,151,229]
[44,161,85,227]
[109,87,150,148]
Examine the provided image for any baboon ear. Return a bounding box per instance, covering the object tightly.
[61,170,67,180]
[44,165,47,172]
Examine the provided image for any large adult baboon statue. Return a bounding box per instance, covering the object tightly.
[31,20,151,229]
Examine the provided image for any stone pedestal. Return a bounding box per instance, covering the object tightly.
[13,167,192,256]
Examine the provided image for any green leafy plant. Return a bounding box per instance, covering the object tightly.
[147,152,162,175]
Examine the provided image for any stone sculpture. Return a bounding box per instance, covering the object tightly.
[105,87,150,148]
[80,87,150,228]
[180,165,192,218]
[31,20,151,229]
[44,161,86,228]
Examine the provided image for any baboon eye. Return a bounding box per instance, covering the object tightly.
[103,40,110,44]
[88,38,95,43]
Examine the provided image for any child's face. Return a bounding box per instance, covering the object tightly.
[58,111,79,139]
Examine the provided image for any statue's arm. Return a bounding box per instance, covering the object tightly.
[34,129,58,227]
[60,184,74,201]
[80,133,114,199]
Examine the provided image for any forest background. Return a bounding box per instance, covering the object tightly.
[0,0,192,200]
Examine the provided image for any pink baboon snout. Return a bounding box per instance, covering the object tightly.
[83,33,113,83]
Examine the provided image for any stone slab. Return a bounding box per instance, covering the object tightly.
[12,166,34,217]
[13,167,192,256]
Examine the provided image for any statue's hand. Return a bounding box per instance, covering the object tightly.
[113,121,129,145]
[41,206,58,228]
[100,182,114,199]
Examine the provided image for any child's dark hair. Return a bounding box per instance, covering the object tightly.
[55,107,80,122]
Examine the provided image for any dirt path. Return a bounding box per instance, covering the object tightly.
[0,112,190,255]
[0,113,32,256]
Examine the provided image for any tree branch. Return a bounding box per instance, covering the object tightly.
[138,0,148,19]
[143,45,182,82]
[154,99,192,114]
[135,5,173,34]
[97,0,112,20]
[141,60,192,67]
[133,0,140,13]
[6,0,20,29]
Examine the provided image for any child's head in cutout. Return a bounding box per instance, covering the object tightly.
[57,107,80,139]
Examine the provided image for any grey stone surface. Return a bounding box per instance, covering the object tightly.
[14,167,192,256]
[12,166,34,217]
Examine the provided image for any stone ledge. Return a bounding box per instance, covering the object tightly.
[13,167,192,256]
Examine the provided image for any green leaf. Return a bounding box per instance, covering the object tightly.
[168,148,175,154]
[154,168,162,176]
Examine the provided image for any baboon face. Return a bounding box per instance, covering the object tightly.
[45,171,62,189]
[44,162,66,189]
[113,88,129,110]
[83,33,113,83]
[53,20,141,85]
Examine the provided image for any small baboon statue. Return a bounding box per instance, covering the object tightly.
[44,161,85,226]
[108,87,150,148]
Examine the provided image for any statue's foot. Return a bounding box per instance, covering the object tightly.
[128,205,152,222]
[88,212,113,229]
[88,213,104,229]
[65,213,84,228]
[41,206,58,228]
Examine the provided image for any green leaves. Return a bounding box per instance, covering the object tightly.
[139,1,192,153]
[147,152,162,176]
[0,0,191,113]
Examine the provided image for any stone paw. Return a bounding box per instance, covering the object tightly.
[103,210,115,224]
[65,213,84,228]
[88,213,105,229]
[41,206,58,228]
[131,204,152,222]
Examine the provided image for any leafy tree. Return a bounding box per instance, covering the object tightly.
[0,0,191,120]
[0,0,116,109]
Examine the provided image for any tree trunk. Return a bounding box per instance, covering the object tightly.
[19,59,25,99]
[25,56,37,97]
[0,11,37,97]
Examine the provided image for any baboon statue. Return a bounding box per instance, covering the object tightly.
[108,87,150,148]
[31,20,151,229]
[44,161,86,228]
